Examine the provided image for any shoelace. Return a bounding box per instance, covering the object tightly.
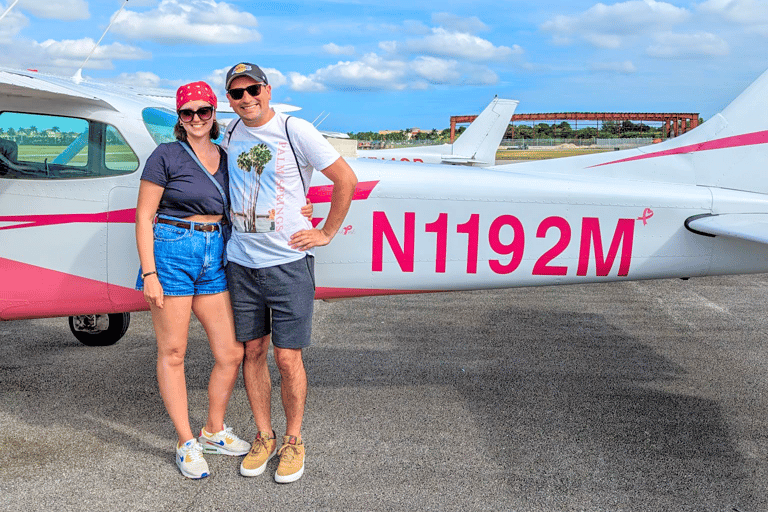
[249,433,270,455]
[186,441,204,462]
[277,443,299,464]
[221,426,237,442]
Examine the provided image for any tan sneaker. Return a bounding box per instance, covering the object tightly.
[239,431,277,477]
[275,435,305,483]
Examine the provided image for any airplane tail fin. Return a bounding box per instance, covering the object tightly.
[588,68,768,194]
[684,68,768,193]
[451,98,518,166]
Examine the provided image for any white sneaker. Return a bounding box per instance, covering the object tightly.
[176,439,210,479]
[199,424,251,456]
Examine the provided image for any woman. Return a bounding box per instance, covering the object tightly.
[135,81,248,479]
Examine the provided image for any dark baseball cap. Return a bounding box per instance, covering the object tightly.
[225,62,269,89]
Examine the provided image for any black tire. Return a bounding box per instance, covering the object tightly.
[68,313,131,346]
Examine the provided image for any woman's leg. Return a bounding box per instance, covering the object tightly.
[193,291,244,433]
[151,295,195,445]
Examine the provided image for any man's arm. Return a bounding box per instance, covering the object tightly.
[289,156,358,251]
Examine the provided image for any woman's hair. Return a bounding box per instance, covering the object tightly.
[174,116,221,142]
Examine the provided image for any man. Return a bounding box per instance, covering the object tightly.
[220,62,357,483]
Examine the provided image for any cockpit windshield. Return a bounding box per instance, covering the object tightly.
[0,111,139,179]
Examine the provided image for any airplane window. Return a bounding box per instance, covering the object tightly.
[0,112,137,179]
[105,126,139,172]
[142,107,177,145]
[143,107,228,145]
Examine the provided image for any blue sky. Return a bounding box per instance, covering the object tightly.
[1,0,767,132]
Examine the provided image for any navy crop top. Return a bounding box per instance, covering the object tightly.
[140,142,229,218]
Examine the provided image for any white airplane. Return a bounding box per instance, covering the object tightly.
[1,66,768,347]
[356,97,518,166]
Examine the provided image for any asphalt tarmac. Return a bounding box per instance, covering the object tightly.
[2,275,768,511]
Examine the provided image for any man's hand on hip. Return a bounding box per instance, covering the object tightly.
[289,228,332,251]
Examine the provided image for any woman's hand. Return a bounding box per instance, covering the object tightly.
[300,197,313,219]
[143,274,164,309]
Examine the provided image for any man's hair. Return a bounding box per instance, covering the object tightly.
[174,119,220,142]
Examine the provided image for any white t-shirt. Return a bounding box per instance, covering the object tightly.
[221,111,340,269]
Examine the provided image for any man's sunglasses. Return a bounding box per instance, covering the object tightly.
[227,84,263,100]
[178,106,214,123]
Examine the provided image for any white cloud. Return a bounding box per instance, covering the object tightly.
[697,0,768,35]
[0,9,27,44]
[288,72,325,92]
[409,56,499,85]
[378,40,398,53]
[431,12,488,34]
[18,0,89,20]
[646,32,729,58]
[114,71,175,89]
[306,53,409,91]
[542,0,690,47]
[263,68,288,89]
[583,33,623,49]
[323,43,355,56]
[589,60,637,73]
[33,38,150,70]
[112,0,261,44]
[698,0,768,23]
[411,56,462,83]
[397,27,519,61]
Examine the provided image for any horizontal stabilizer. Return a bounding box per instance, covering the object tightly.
[685,213,768,244]
[441,155,479,164]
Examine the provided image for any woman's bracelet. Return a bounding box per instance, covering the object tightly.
[141,271,157,279]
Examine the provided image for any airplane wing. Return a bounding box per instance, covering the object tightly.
[685,213,768,244]
[0,70,116,110]
[320,130,350,139]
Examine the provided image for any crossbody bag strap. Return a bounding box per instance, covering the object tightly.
[177,141,230,224]
[283,115,310,195]
[224,118,241,147]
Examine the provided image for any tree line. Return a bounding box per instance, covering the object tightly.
[350,119,705,142]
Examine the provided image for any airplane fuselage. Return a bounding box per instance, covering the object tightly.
[2,68,768,326]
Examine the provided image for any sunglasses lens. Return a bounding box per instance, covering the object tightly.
[178,109,194,122]
[178,107,214,122]
[228,84,262,100]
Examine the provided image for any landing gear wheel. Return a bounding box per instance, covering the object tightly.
[68,313,131,346]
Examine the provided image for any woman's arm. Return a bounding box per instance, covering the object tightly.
[135,180,165,308]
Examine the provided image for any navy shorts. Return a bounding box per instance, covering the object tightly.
[226,256,315,348]
[136,214,228,296]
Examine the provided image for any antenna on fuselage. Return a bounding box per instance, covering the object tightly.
[73,0,130,84]
[0,0,20,22]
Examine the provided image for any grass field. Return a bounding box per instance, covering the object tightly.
[496,148,613,161]
[17,145,137,165]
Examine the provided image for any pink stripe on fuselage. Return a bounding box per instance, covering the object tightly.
[0,208,136,231]
[308,180,379,204]
[589,130,768,168]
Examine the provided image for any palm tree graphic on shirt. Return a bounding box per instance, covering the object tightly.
[234,143,273,232]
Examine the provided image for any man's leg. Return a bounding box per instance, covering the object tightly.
[242,334,273,433]
[240,334,279,477]
[273,347,307,437]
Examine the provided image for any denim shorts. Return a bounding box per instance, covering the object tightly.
[136,214,228,296]
[226,256,315,348]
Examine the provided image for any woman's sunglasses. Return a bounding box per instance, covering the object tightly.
[227,84,263,100]
[178,106,214,123]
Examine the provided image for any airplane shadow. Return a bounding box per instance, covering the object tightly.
[304,286,754,510]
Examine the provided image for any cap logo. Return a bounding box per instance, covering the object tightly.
[234,63,250,74]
